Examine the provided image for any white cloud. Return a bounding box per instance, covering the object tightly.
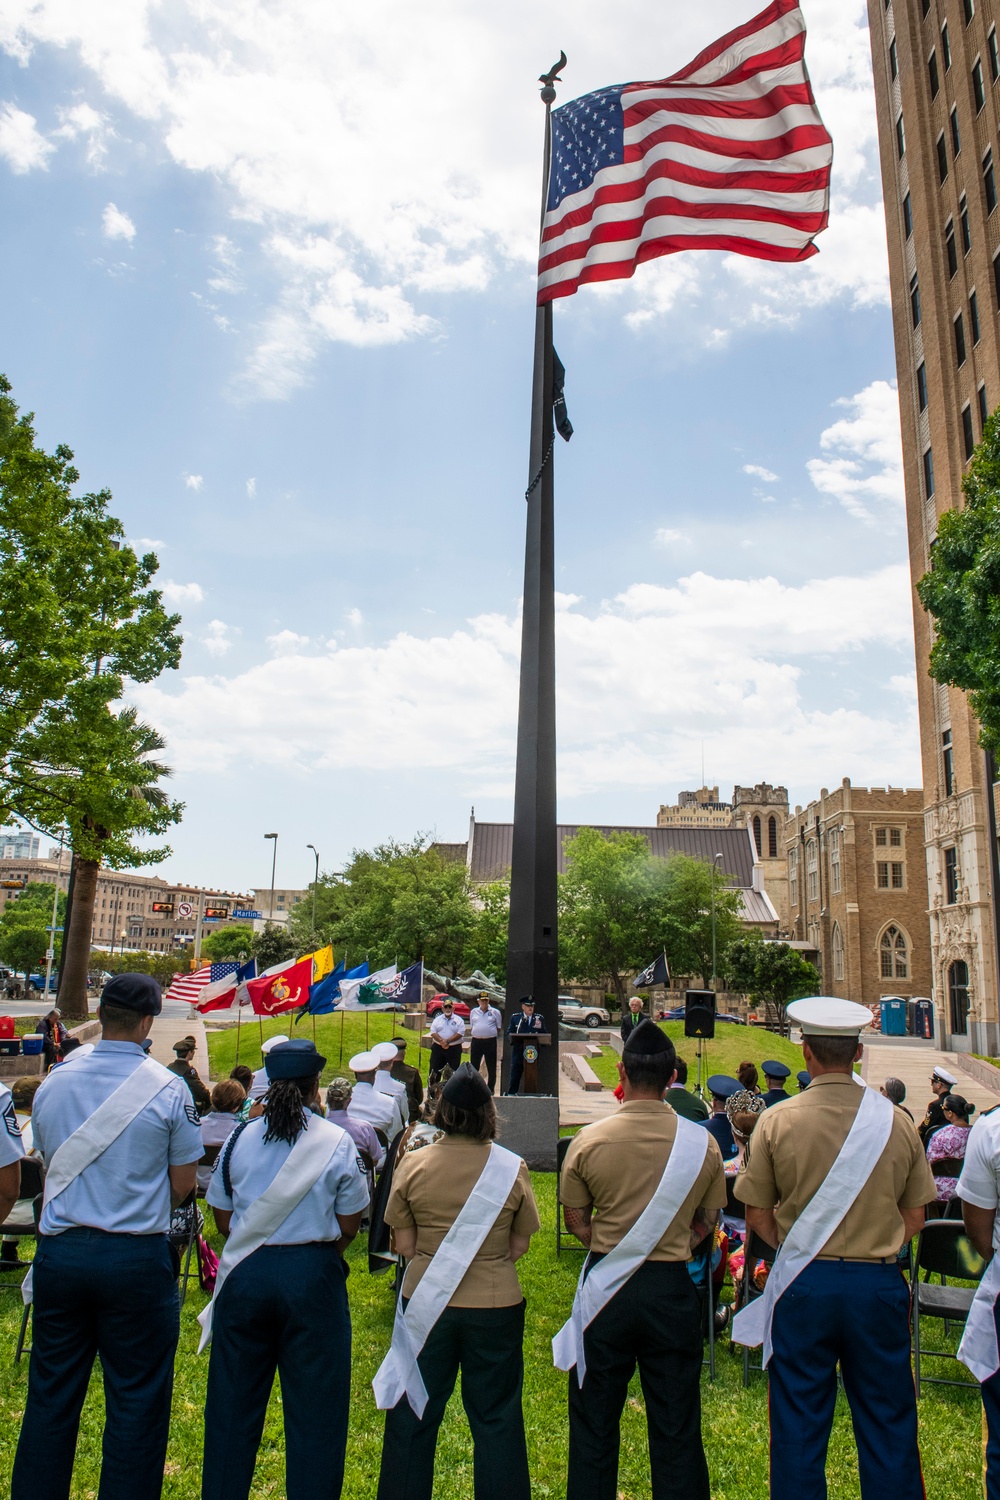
[266,629,310,655]
[654,528,687,546]
[54,101,110,165]
[245,477,256,498]
[346,608,363,628]
[161,579,204,604]
[1,0,887,392]
[201,619,234,656]
[130,536,166,551]
[101,201,135,241]
[183,473,203,491]
[807,380,904,524]
[743,464,778,484]
[0,102,54,172]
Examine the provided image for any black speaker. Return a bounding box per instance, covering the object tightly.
[684,989,716,1039]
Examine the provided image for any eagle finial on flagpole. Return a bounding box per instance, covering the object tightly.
[539,51,567,103]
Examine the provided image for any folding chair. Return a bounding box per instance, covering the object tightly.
[555,1136,586,1258]
[1,1156,43,1289]
[691,1214,724,1382]
[737,1226,779,1386]
[14,1190,43,1364]
[912,1219,986,1392]
[171,1191,203,1308]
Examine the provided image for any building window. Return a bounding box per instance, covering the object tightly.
[990,28,999,83]
[881,926,910,980]
[937,131,947,180]
[985,149,998,213]
[923,447,936,498]
[947,220,958,276]
[753,814,762,855]
[979,383,989,430]
[911,274,922,327]
[833,922,845,982]
[956,311,967,365]
[965,0,975,26]
[877,862,890,888]
[945,845,959,904]
[943,727,955,794]
[917,362,929,411]
[830,828,842,893]
[890,37,898,79]
[890,827,902,847]
[963,403,975,459]
[768,815,778,859]
[975,58,987,111]
[789,846,798,907]
[930,48,940,96]
[807,840,818,902]
[972,290,982,343]
[961,195,971,253]
[876,827,888,847]
[922,0,930,15]
[891,862,905,889]
[903,192,913,239]
[951,105,962,154]
[949,960,970,1035]
[943,22,952,69]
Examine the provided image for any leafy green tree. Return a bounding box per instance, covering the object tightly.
[252,924,299,970]
[466,879,510,984]
[0,924,48,981]
[201,924,255,962]
[659,852,744,987]
[88,948,188,989]
[0,881,66,983]
[917,410,1000,752]
[728,928,819,1032]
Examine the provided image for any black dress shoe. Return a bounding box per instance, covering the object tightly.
[714,1304,732,1335]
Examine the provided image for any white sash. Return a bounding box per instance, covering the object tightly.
[958,1248,1000,1383]
[552,1116,710,1387]
[23,1056,177,1306]
[732,1086,895,1366]
[372,1142,522,1416]
[197,1118,347,1352]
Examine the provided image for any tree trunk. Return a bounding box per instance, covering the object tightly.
[57,855,99,1021]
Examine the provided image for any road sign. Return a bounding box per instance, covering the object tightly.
[177,901,194,918]
[232,909,262,920]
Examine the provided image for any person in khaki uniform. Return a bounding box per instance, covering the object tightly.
[377,1065,540,1500]
[560,1018,726,1500]
[735,997,936,1500]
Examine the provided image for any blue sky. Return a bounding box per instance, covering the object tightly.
[0,0,920,894]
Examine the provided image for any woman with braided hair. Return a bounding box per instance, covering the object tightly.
[201,1040,369,1500]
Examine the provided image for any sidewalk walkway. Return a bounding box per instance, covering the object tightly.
[148,1009,210,1084]
[861,1034,999,1117]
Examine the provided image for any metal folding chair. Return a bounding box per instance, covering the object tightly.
[737,1227,779,1386]
[912,1219,985,1392]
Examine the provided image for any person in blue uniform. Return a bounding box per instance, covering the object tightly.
[761,1060,791,1107]
[796,1070,811,1092]
[202,1038,368,1500]
[11,973,203,1500]
[504,997,547,1095]
[701,1075,740,1160]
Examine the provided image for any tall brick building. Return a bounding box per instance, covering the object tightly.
[868,0,1000,1051]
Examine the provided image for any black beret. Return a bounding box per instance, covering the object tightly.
[442,1062,493,1110]
[265,1040,326,1080]
[622,1018,672,1056]
[101,972,162,1017]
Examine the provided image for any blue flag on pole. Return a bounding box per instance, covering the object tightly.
[382,960,423,1006]
[302,960,347,1019]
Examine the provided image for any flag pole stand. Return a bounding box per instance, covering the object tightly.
[339,1008,345,1065]
[235,1005,242,1066]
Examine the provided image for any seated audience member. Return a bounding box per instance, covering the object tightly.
[1,1076,42,1268]
[881,1077,913,1120]
[926,1092,975,1207]
[326,1077,386,1171]
[737,1061,760,1094]
[665,1057,710,1121]
[198,1080,246,1195]
[229,1065,255,1120]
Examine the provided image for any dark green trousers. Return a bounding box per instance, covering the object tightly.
[377,1300,530,1500]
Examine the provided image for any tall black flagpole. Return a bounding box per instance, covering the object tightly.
[503,56,566,1099]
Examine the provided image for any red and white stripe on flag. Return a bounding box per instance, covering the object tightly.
[537,0,833,304]
[163,967,213,1004]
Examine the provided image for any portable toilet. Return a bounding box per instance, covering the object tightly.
[880,997,908,1036]
[911,998,935,1040]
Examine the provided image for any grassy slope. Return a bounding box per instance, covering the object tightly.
[587,1023,805,1092]
[206,1012,426,1087]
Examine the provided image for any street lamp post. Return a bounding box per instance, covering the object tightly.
[264,833,278,922]
[306,844,319,940]
[44,827,67,998]
[710,852,724,993]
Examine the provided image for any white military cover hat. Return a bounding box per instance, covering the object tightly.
[260,1034,290,1054]
[349,1050,380,1072]
[371,1041,401,1063]
[932,1065,958,1085]
[787,997,874,1037]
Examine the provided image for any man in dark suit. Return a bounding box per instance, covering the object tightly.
[620,996,645,1043]
[505,998,547,1095]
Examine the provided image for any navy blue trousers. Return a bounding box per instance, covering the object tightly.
[11,1229,180,1500]
[768,1259,924,1500]
[202,1242,351,1500]
[980,1292,1000,1499]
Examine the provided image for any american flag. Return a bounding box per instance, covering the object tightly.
[538,0,832,304]
[163,962,239,1006]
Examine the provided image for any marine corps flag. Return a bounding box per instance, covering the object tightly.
[633,952,670,989]
[247,956,313,1016]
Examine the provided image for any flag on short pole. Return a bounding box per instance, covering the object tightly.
[537,0,833,304]
[634,953,670,989]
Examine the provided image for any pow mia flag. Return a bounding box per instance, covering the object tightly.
[633,952,670,990]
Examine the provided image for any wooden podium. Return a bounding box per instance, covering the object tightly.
[521,1033,551,1095]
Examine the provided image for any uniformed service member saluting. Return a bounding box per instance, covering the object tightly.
[733,997,936,1500]
[556,1018,726,1500]
[374,1063,540,1500]
[200,1038,368,1500]
[10,973,204,1500]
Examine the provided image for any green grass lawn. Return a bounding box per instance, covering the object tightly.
[206,1012,426,1087]
[0,1173,984,1497]
[588,1023,806,1093]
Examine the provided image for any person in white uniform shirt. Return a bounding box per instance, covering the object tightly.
[469,992,503,1093]
[203,1039,368,1500]
[957,1103,1000,1496]
[249,1032,290,1100]
[349,1050,406,1139]
[428,1000,466,1079]
[11,972,203,1500]
[372,1040,410,1112]
[0,1079,26,1267]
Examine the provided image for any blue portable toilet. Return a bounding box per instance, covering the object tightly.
[911,998,935,1040]
[880,998,908,1036]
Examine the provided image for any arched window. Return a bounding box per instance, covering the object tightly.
[753,814,762,855]
[768,815,778,858]
[880,924,909,980]
[832,922,845,982]
[949,960,970,1035]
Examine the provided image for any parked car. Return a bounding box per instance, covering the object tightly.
[425,995,472,1018]
[557,998,611,1030]
[656,1006,746,1025]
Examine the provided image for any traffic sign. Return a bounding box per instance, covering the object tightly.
[232,909,262,920]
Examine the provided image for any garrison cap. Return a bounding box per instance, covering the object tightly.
[101,972,162,1017]
[371,1042,401,1064]
[622,1018,672,1055]
[265,1039,326,1080]
[442,1062,492,1111]
[707,1074,741,1100]
[762,1060,790,1080]
[787,997,873,1038]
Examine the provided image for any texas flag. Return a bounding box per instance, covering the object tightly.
[247,956,313,1016]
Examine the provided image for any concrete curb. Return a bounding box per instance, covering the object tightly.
[954,1052,1000,1099]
